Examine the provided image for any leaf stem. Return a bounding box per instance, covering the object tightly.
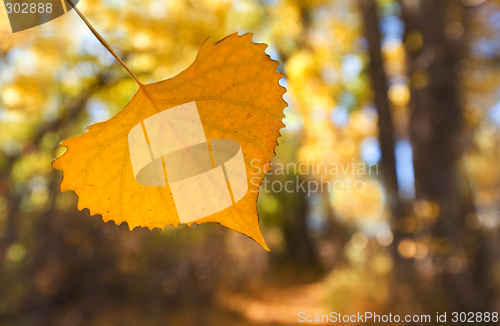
[65,0,142,86]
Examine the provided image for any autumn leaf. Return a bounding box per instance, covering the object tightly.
[52,31,286,250]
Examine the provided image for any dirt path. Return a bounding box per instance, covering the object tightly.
[215,274,331,325]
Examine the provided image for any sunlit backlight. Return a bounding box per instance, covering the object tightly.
[6,243,26,262]
[190,0,205,8]
[133,32,151,50]
[204,14,219,30]
[78,0,87,12]
[388,84,410,106]
[398,238,417,259]
[2,88,20,106]
[149,1,168,19]
[351,232,368,249]
[371,255,393,274]
[413,200,439,219]
[95,14,110,29]
[376,229,394,246]
[339,139,355,156]
[414,242,428,260]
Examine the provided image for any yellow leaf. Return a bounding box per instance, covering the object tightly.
[52,33,286,251]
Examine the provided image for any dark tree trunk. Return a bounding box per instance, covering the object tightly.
[359,0,413,284]
[401,0,493,312]
[280,176,319,267]
[359,0,401,218]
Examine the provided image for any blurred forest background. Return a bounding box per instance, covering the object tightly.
[1,0,500,325]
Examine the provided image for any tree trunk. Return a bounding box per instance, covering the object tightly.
[359,0,414,283]
[401,0,492,312]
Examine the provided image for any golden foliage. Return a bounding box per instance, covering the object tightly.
[53,33,286,250]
